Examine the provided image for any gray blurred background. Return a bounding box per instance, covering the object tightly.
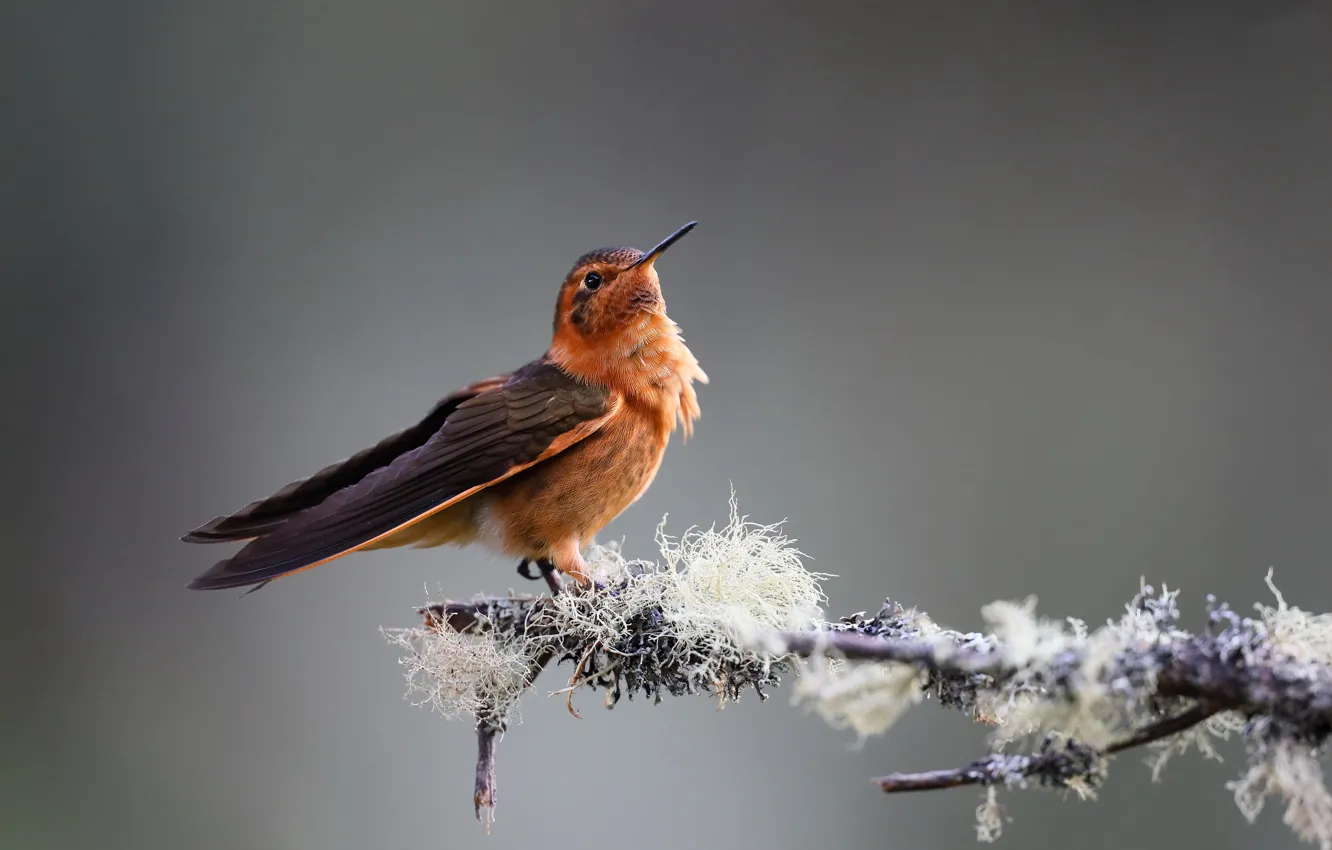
[6,2,1332,848]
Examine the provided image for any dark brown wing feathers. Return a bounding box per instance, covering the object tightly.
[186,362,612,590]
[181,376,508,543]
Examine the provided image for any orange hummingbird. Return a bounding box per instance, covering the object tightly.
[183,222,707,593]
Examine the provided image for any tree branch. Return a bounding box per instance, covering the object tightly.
[385,518,1332,848]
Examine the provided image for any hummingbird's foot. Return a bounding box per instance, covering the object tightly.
[516,558,563,595]
[541,565,563,595]
[565,577,610,597]
[515,559,540,580]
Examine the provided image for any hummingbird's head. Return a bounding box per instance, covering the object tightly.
[551,221,696,340]
[548,221,707,434]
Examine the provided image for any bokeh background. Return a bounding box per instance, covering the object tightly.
[7,2,1332,849]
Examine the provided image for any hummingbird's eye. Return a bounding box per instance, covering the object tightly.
[582,271,602,291]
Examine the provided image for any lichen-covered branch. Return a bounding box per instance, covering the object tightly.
[769,576,1332,846]
[767,588,1332,743]
[873,735,1105,793]
[864,705,1221,795]
[383,501,1332,849]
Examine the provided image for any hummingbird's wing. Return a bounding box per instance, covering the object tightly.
[185,360,617,591]
[181,375,510,544]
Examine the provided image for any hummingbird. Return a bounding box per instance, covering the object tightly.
[182,222,707,593]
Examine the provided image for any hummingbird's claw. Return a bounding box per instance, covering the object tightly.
[516,557,555,579]
[515,559,539,580]
[515,558,563,595]
[563,578,607,598]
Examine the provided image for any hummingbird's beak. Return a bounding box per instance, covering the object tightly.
[627,221,697,271]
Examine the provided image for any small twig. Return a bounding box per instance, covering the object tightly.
[871,704,1223,795]
[1105,702,1221,754]
[420,597,557,830]
[878,738,1101,795]
[874,766,997,793]
[561,642,599,719]
[474,721,499,829]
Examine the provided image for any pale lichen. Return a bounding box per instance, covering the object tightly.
[381,617,531,721]
[975,786,1004,843]
[1230,737,1332,850]
[1257,569,1332,666]
[793,656,925,741]
[1146,710,1245,781]
[531,493,829,708]
[386,494,829,723]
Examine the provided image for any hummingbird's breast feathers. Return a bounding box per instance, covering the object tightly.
[549,310,706,438]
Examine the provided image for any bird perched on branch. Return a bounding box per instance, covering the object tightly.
[183,222,707,593]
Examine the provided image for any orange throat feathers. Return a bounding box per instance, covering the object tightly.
[549,311,707,438]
